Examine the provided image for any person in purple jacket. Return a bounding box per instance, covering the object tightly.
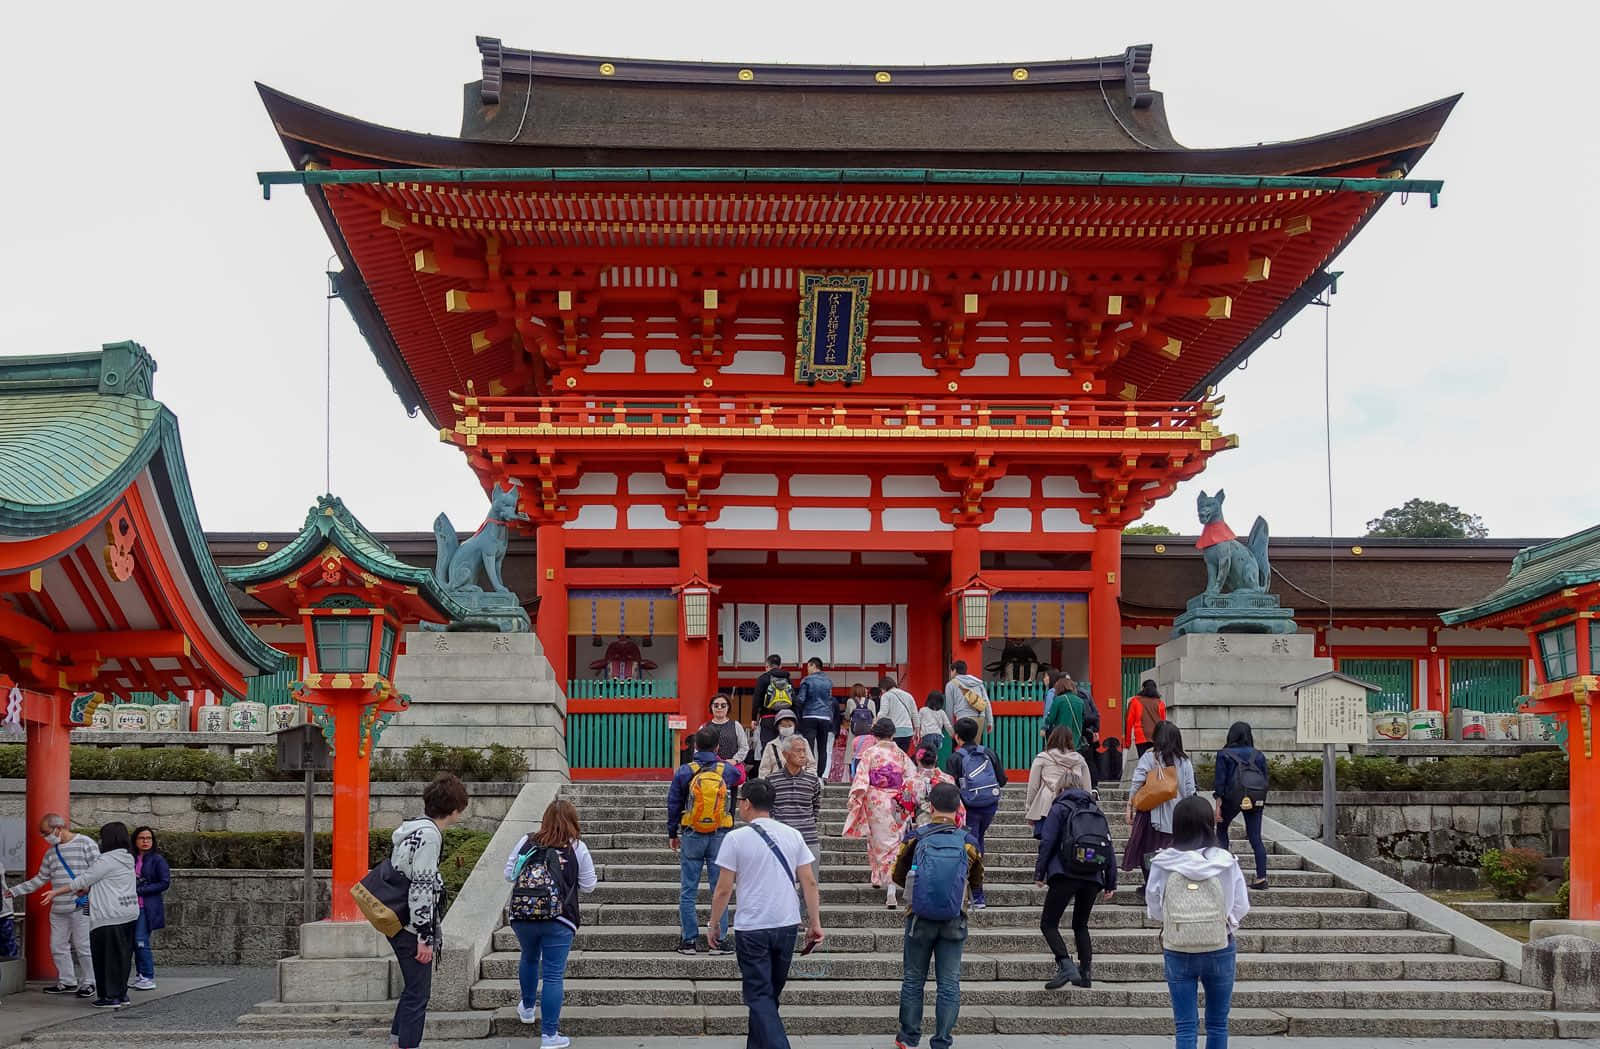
[129,827,171,990]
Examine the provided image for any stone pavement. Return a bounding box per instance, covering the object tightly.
[2,967,262,1047]
[19,1037,1600,1049]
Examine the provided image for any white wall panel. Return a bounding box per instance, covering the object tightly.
[1042,476,1087,499]
[564,505,618,529]
[586,350,636,373]
[989,476,1031,499]
[832,605,863,667]
[724,351,787,374]
[708,506,780,530]
[767,605,799,665]
[791,507,871,531]
[980,507,1033,532]
[882,508,951,532]
[627,505,677,529]
[863,604,895,664]
[1042,507,1092,532]
[882,476,952,497]
[962,354,1011,376]
[894,604,909,665]
[569,473,619,495]
[718,473,780,496]
[870,353,936,377]
[734,604,767,665]
[1018,353,1069,376]
[790,475,871,498]
[643,349,694,373]
[799,604,832,665]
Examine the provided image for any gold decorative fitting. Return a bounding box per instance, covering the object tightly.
[256,541,269,551]
[1154,544,1167,554]
[599,62,616,76]
[1351,546,1364,555]
[946,381,958,392]
[1081,381,1093,393]
[701,377,713,388]
[738,68,754,81]
[565,376,577,388]
[1012,68,1029,81]
[874,71,892,83]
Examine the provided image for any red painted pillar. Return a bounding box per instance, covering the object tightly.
[907,586,944,701]
[678,523,711,735]
[1089,526,1124,745]
[949,526,982,673]
[1573,623,1597,919]
[326,696,373,923]
[23,690,72,980]
[536,523,569,690]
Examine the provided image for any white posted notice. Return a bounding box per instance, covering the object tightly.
[1295,681,1368,745]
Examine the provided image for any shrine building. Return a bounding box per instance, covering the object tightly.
[255,38,1460,774]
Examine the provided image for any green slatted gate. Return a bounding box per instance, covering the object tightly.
[1337,658,1414,713]
[1122,656,1156,701]
[989,714,1042,774]
[566,678,678,699]
[985,680,1048,702]
[1449,658,1525,714]
[568,712,675,771]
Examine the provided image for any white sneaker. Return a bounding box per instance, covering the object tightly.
[517,1001,537,1024]
[541,1034,571,1049]
[131,976,156,991]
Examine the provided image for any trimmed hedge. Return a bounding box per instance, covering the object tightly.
[0,739,527,784]
[1190,750,1568,793]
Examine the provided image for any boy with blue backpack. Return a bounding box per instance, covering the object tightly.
[943,717,1007,909]
[891,783,983,1049]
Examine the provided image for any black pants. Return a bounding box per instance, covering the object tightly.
[89,920,136,1001]
[1041,876,1099,967]
[802,718,831,778]
[388,930,433,1049]
[1219,801,1269,881]
[735,924,798,1049]
[1135,741,1154,758]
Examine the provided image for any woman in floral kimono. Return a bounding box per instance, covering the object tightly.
[843,718,919,908]
[900,743,966,836]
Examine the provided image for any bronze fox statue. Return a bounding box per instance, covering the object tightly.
[1195,489,1271,596]
[433,483,528,594]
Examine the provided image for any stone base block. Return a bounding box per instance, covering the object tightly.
[1156,632,1333,756]
[277,955,397,1003]
[298,919,388,959]
[1521,931,1600,1009]
[0,956,24,996]
[1528,918,1600,945]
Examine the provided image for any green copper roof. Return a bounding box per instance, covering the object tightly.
[0,342,288,676]
[1440,524,1600,624]
[223,494,471,621]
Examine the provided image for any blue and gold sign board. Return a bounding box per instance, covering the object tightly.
[794,271,871,384]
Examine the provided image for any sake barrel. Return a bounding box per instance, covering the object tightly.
[268,704,300,731]
[1451,709,1488,741]
[150,704,183,732]
[1521,712,1558,743]
[198,705,229,733]
[90,705,113,730]
[1486,712,1522,741]
[113,704,152,732]
[1370,711,1409,741]
[228,701,267,733]
[1408,710,1444,741]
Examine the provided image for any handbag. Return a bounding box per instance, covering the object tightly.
[1132,761,1178,813]
[351,858,412,938]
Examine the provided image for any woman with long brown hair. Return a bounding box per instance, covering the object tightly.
[504,798,597,1048]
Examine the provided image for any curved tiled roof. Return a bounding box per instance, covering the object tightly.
[1441,525,1600,624]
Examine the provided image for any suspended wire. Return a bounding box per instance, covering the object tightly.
[1321,287,1336,635]
[324,255,338,495]
[1096,60,1159,151]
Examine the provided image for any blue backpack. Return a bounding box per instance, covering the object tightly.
[909,825,971,921]
[956,745,1002,808]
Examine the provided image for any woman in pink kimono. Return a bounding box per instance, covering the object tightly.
[843,718,919,908]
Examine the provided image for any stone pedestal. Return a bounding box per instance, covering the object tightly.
[1154,632,1332,755]
[388,631,568,779]
[277,920,397,1004]
[1522,929,1600,1009]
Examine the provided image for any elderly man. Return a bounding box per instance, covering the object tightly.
[768,734,823,881]
[8,813,100,996]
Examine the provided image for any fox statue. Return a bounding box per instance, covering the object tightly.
[433,482,528,595]
[1195,489,1271,596]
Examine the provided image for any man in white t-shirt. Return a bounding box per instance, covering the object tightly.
[879,674,919,753]
[709,778,824,1049]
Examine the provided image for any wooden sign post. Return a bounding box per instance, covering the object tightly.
[1284,672,1382,846]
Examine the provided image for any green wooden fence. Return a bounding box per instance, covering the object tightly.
[1122,656,1156,701]
[989,714,1042,772]
[566,678,677,700]
[984,680,1047,702]
[1338,658,1414,713]
[568,712,676,769]
[1449,658,1524,714]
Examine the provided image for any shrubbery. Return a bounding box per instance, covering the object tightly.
[1190,750,1568,793]
[0,739,527,784]
[1480,847,1544,899]
[1556,858,1571,917]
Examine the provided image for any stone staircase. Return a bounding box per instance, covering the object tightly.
[458,779,1566,1039]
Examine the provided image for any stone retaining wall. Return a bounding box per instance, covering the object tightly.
[0,780,520,834]
[1267,790,1569,889]
[151,869,331,965]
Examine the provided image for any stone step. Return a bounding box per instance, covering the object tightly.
[470,977,1550,1012]
[483,949,1501,984]
[474,1002,1559,1038]
[594,863,1334,886]
[581,820,1067,839]
[576,803,1047,820]
[242,1008,492,1039]
[550,903,1404,932]
[583,881,1371,908]
[587,847,1305,869]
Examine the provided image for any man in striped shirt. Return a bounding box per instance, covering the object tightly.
[9,813,99,996]
[768,735,823,879]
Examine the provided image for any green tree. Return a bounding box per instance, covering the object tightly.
[1365,499,1487,539]
[1125,523,1174,535]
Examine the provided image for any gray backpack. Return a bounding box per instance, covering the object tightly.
[1161,852,1230,953]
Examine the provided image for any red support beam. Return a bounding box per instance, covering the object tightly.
[22,688,72,981]
[1089,526,1124,744]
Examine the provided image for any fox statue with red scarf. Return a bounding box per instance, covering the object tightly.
[1196,489,1271,597]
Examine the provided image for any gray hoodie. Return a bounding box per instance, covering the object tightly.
[1144,845,1250,931]
[945,674,990,725]
[67,848,138,930]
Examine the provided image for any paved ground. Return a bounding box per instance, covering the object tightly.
[3,967,265,1046]
[20,1038,1600,1049]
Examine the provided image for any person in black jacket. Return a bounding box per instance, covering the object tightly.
[1033,788,1117,990]
[753,655,794,755]
[1213,721,1271,890]
[944,718,1008,909]
[129,827,170,990]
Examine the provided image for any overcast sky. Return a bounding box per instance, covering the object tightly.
[2,2,1592,540]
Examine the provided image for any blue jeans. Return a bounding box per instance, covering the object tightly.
[1163,940,1237,1049]
[679,828,731,943]
[734,923,797,1049]
[897,914,966,1049]
[387,930,432,1049]
[966,804,996,854]
[133,910,155,979]
[511,919,576,1036]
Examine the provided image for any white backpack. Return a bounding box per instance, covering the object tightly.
[1161,854,1230,953]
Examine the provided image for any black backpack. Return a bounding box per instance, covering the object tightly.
[1055,790,1113,879]
[1223,750,1269,810]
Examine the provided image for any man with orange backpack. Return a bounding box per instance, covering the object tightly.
[667,726,745,955]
